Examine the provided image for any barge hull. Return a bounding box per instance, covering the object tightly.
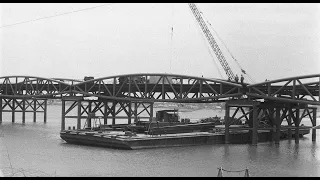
[60,129,309,150]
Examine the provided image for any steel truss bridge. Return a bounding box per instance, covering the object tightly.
[0,73,319,145]
[0,73,319,104]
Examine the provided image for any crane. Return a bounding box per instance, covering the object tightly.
[188,3,248,82]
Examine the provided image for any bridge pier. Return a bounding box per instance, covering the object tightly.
[60,97,155,130]
[224,100,260,145]
[0,98,47,124]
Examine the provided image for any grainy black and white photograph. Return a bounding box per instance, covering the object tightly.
[0,3,320,177]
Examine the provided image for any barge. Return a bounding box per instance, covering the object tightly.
[60,109,310,150]
[60,127,310,150]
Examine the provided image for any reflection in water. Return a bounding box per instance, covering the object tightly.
[0,106,320,177]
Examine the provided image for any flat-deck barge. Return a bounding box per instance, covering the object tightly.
[60,126,310,150]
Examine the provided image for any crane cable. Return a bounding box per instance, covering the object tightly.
[199,11,255,83]
[188,5,224,79]
[0,3,114,28]
[169,4,175,74]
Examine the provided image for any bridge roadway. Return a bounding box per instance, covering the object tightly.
[0,73,319,105]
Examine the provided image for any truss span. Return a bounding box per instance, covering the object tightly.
[72,73,244,103]
[1,74,319,105]
[0,76,73,99]
[247,74,320,105]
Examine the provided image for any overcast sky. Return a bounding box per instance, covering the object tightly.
[1,3,319,82]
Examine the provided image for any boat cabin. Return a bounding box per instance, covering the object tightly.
[155,109,179,122]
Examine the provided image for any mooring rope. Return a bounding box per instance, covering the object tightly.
[217,167,250,177]
[219,168,247,173]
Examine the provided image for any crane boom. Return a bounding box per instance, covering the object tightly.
[188,3,235,81]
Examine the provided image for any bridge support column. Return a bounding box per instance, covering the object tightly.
[294,108,300,144]
[104,101,108,125]
[128,102,132,124]
[22,99,26,123]
[61,99,66,131]
[77,100,82,130]
[224,104,230,144]
[150,102,154,122]
[0,98,2,123]
[134,102,138,123]
[12,98,15,123]
[87,101,92,128]
[288,108,292,140]
[312,108,317,142]
[33,99,37,122]
[275,107,281,144]
[44,99,47,123]
[112,101,116,126]
[252,105,258,145]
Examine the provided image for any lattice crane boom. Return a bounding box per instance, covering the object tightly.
[188,3,236,81]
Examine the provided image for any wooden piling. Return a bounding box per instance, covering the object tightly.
[225,104,230,144]
[61,99,65,131]
[312,108,317,141]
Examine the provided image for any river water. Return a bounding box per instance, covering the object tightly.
[0,105,320,177]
